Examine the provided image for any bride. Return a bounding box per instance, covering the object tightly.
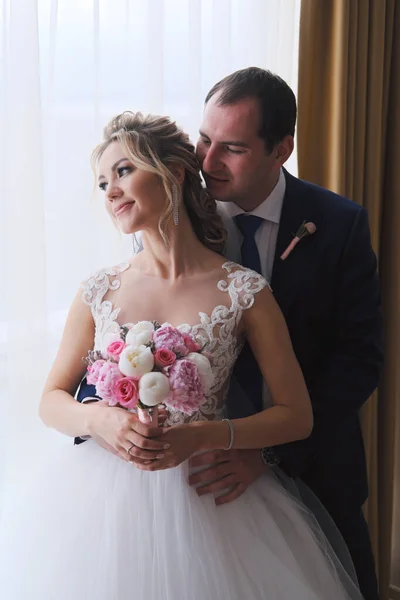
[0,111,363,599]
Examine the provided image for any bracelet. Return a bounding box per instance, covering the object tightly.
[222,418,235,450]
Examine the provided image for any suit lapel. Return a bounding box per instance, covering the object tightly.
[271,169,321,316]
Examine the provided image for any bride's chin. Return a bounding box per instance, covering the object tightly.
[118,219,141,235]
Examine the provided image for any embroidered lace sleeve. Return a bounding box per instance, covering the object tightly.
[80,262,130,350]
[219,262,270,312]
[81,262,130,312]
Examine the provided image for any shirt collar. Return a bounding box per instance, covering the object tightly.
[217,168,286,224]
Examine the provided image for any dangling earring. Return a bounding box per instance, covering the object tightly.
[172,184,179,226]
[132,233,139,255]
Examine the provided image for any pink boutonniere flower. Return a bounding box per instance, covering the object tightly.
[280,221,317,261]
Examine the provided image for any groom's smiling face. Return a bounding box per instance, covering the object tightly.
[196,93,285,212]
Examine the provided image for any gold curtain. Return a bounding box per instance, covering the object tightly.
[297,1,400,598]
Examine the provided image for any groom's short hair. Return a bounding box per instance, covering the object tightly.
[205,67,297,154]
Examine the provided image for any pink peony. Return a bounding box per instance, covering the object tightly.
[165,359,206,415]
[107,340,126,360]
[114,377,139,410]
[154,348,176,369]
[183,334,200,353]
[153,326,188,357]
[87,360,106,386]
[96,362,123,401]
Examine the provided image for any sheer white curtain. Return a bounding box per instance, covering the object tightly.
[0,0,301,503]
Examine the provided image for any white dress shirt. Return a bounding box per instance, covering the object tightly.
[216,169,286,409]
[216,168,286,283]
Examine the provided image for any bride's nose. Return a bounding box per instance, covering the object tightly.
[106,182,123,202]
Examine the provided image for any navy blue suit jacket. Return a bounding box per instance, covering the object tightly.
[264,169,382,508]
[76,169,384,510]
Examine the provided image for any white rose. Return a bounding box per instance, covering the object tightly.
[139,372,170,407]
[125,321,155,347]
[186,352,214,393]
[119,345,154,378]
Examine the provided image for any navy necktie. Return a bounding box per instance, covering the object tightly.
[233,214,264,413]
[234,215,263,273]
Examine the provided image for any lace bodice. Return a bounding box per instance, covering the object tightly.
[81,261,268,425]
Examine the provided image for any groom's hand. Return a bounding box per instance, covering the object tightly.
[188,449,268,505]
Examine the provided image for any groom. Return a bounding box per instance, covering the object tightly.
[77,68,383,599]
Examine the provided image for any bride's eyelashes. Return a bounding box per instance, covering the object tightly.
[117,165,133,178]
[98,165,134,191]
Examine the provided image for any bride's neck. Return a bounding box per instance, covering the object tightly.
[138,215,209,280]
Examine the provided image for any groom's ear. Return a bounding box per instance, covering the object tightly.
[274,135,294,166]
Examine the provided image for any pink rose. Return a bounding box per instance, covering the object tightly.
[114,377,139,410]
[154,348,176,368]
[96,362,123,401]
[183,334,200,353]
[153,326,188,357]
[107,340,126,360]
[165,359,206,415]
[87,359,106,386]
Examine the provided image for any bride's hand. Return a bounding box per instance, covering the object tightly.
[135,422,205,471]
[88,401,169,465]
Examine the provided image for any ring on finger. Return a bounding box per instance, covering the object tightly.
[126,442,136,456]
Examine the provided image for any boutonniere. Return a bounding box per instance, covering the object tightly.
[280,221,317,260]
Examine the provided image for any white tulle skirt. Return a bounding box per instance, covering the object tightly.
[0,439,363,600]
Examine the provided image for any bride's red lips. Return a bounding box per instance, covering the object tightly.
[114,202,135,216]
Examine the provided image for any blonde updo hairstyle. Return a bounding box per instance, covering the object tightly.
[92,111,226,254]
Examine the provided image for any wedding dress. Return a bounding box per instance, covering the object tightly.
[0,261,363,599]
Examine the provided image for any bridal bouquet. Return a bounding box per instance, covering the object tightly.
[83,321,213,422]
